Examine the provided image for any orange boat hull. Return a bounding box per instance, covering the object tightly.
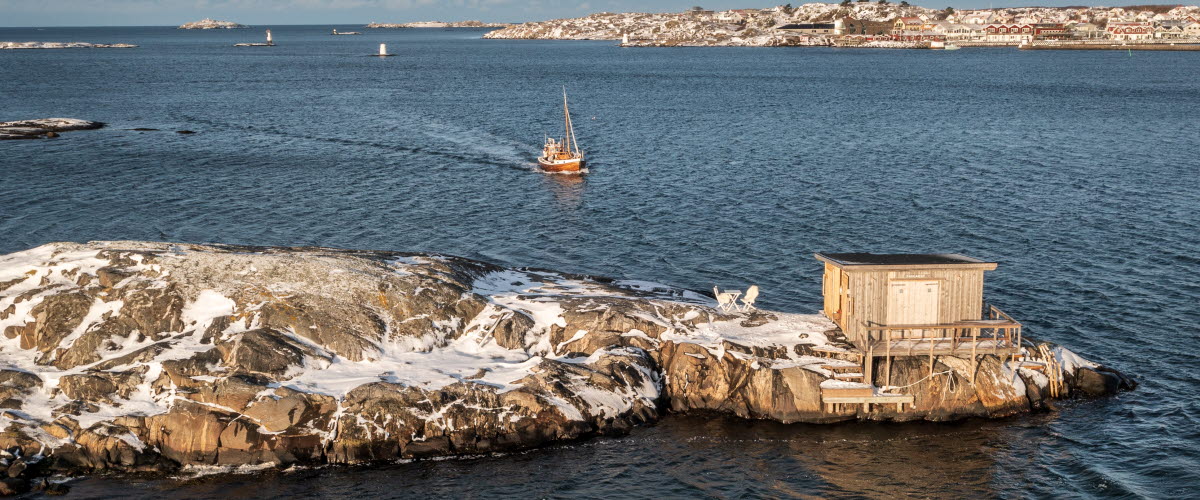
[538,158,585,173]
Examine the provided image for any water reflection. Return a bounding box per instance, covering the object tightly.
[541,171,586,209]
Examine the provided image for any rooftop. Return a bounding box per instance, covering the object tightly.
[814,252,997,268]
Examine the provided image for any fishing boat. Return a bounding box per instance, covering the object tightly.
[537,89,585,173]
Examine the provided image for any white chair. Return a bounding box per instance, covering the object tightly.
[713,286,740,312]
[738,285,759,312]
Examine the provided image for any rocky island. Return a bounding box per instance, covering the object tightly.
[366,20,511,29]
[0,42,136,50]
[0,119,104,140]
[0,241,1130,481]
[178,18,247,29]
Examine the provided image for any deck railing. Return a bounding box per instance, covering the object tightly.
[859,305,1022,358]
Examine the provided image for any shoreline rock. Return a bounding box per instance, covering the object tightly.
[178,19,247,30]
[0,119,104,140]
[0,241,1132,475]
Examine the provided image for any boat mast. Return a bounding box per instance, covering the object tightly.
[563,87,579,156]
[562,88,571,155]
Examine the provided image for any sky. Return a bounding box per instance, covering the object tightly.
[0,0,1177,27]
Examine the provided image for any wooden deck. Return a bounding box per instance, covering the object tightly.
[822,394,914,412]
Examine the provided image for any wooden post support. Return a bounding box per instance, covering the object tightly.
[864,343,874,386]
[885,334,892,388]
[971,327,979,383]
[928,336,935,377]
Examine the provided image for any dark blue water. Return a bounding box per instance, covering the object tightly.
[3,25,1199,498]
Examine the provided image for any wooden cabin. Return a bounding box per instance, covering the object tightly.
[815,253,1022,383]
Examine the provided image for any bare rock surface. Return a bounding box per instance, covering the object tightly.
[0,119,104,140]
[0,241,1130,474]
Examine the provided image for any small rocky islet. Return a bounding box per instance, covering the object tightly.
[0,241,1131,488]
[0,42,136,50]
[178,18,247,29]
[0,119,104,140]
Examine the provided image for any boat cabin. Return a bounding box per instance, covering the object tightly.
[815,252,1022,365]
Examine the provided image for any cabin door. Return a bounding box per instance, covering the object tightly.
[886,280,940,339]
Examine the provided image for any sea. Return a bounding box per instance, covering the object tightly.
[1,25,1198,498]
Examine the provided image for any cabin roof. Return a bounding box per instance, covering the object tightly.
[814,252,997,270]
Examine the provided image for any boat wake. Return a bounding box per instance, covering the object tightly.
[175,113,532,170]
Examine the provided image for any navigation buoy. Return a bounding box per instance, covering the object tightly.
[234,28,275,47]
[374,43,395,57]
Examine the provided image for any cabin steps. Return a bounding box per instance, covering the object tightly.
[833,372,864,381]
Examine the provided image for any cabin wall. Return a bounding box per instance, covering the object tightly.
[838,267,987,346]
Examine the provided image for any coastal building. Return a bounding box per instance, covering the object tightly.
[983,23,1034,43]
[777,23,836,35]
[1069,22,1103,39]
[1186,21,1200,38]
[959,12,995,25]
[816,252,1022,385]
[1033,23,1070,41]
[1106,21,1154,40]
[932,22,985,42]
[892,17,927,33]
[1154,20,1189,39]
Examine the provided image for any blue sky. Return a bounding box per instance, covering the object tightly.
[0,1,1162,27]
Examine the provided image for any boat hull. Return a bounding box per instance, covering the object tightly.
[538,158,585,173]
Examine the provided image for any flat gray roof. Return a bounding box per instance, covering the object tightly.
[815,253,995,267]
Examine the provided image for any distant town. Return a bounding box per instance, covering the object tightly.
[485,3,1200,49]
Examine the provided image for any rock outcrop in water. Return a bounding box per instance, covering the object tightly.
[0,242,1131,475]
[0,42,136,50]
[178,19,247,29]
[0,119,104,140]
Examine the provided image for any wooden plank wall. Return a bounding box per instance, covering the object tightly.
[842,268,986,345]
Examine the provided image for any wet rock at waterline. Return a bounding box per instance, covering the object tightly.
[0,241,1131,475]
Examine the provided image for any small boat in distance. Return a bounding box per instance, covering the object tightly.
[332,29,362,35]
[538,89,585,173]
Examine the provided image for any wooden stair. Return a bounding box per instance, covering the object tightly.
[833,372,864,382]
